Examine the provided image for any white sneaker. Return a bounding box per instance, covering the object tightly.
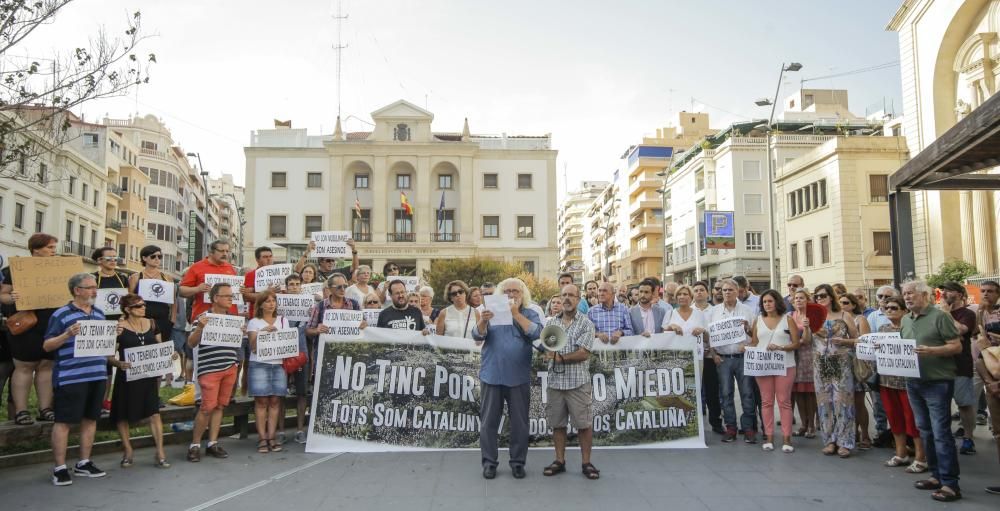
[762,442,774,451]
[782,444,795,453]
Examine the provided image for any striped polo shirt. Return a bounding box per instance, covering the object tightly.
[194,311,240,378]
[45,302,110,388]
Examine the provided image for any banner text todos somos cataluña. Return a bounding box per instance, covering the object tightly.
[306,330,704,452]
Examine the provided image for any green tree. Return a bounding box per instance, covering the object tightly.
[1,0,155,181]
[421,257,557,307]
[925,259,978,288]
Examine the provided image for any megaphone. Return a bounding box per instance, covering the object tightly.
[538,325,567,352]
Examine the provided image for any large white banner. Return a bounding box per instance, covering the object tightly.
[306,330,704,453]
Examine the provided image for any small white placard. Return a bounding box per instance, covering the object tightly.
[123,343,175,381]
[95,288,128,316]
[200,313,245,348]
[323,309,364,339]
[708,318,746,348]
[311,231,352,258]
[484,294,513,326]
[743,346,788,376]
[255,327,301,361]
[138,280,175,304]
[203,274,244,305]
[277,294,314,323]
[875,338,920,378]
[73,320,118,358]
[254,263,293,292]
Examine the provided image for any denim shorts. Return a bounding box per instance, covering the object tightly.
[248,361,287,397]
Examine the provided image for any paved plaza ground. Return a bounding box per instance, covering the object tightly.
[1,423,997,511]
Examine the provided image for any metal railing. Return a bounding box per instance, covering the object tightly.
[63,241,93,257]
[107,183,123,196]
[105,219,123,231]
[387,233,415,242]
[432,233,459,242]
[352,232,372,242]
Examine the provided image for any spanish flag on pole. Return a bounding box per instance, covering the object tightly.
[400,192,413,215]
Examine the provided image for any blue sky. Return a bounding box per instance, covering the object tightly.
[21,0,903,197]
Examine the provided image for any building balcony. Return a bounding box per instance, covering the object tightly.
[630,248,662,261]
[107,184,123,197]
[387,233,415,242]
[628,178,661,198]
[432,233,460,242]
[630,222,662,238]
[105,219,123,232]
[63,241,93,258]
[352,232,372,242]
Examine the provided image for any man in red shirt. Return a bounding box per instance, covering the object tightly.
[241,246,282,318]
[180,240,238,320]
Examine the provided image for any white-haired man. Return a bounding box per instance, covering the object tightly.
[473,278,542,480]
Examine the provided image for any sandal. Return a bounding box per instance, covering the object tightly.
[914,479,941,490]
[268,439,283,452]
[582,463,600,480]
[884,456,912,467]
[905,460,929,474]
[37,408,55,422]
[257,439,269,454]
[14,410,34,425]
[858,439,872,451]
[542,460,566,476]
[822,444,837,456]
[120,457,133,468]
[793,428,806,437]
[837,447,851,458]
[155,458,171,469]
[804,430,816,439]
[931,487,961,502]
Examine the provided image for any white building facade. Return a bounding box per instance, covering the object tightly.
[244,100,559,277]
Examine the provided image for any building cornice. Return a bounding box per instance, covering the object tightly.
[886,0,913,31]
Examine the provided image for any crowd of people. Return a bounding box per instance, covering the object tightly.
[0,233,998,499]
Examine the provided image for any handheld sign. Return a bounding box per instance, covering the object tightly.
[74,320,118,358]
[322,309,364,339]
[857,332,898,362]
[123,343,175,381]
[362,308,382,326]
[743,346,787,376]
[254,263,293,292]
[9,256,84,310]
[95,288,128,316]
[255,327,300,362]
[277,294,314,323]
[203,274,244,305]
[200,313,245,348]
[138,279,175,304]
[301,282,325,298]
[875,338,920,378]
[484,294,513,326]
[708,318,746,348]
[385,276,420,293]
[311,231,352,258]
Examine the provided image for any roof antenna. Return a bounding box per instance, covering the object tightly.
[332,0,349,119]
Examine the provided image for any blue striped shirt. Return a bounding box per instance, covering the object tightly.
[45,302,110,388]
[587,301,634,336]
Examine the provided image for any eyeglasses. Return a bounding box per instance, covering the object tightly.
[814,293,830,300]
[876,294,890,299]
[365,300,380,305]
[449,290,466,297]
[146,254,163,260]
[76,285,98,290]
[884,305,901,311]
[503,289,521,294]
[330,284,346,290]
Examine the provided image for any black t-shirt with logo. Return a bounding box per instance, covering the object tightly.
[376,305,426,331]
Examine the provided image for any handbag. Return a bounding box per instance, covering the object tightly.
[5,310,37,336]
[982,346,1000,379]
[283,352,308,375]
[852,354,874,382]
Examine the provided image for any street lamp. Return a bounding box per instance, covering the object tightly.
[186,151,210,260]
[753,62,802,290]
[601,198,622,282]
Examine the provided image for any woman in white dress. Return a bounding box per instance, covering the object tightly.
[435,280,480,339]
[662,285,708,357]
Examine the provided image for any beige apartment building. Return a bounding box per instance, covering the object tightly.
[776,135,909,290]
[244,100,559,277]
[558,181,608,283]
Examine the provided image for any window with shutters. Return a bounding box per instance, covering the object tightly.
[271,172,287,188]
[873,231,892,255]
[804,239,814,267]
[820,235,831,264]
[269,215,286,238]
[869,174,888,202]
[789,243,799,270]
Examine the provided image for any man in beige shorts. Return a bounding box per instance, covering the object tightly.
[541,284,599,480]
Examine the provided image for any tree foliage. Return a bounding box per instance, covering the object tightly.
[925,259,979,288]
[421,257,558,308]
[0,0,155,181]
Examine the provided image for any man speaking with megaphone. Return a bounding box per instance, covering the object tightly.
[540,284,600,480]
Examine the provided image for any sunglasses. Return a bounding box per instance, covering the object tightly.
[146,254,163,260]
[99,256,117,262]
[815,293,830,299]
[365,300,380,305]
[884,305,901,311]
[129,303,147,309]
[388,267,399,272]
[330,284,346,290]
[839,300,852,305]
[449,290,466,297]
